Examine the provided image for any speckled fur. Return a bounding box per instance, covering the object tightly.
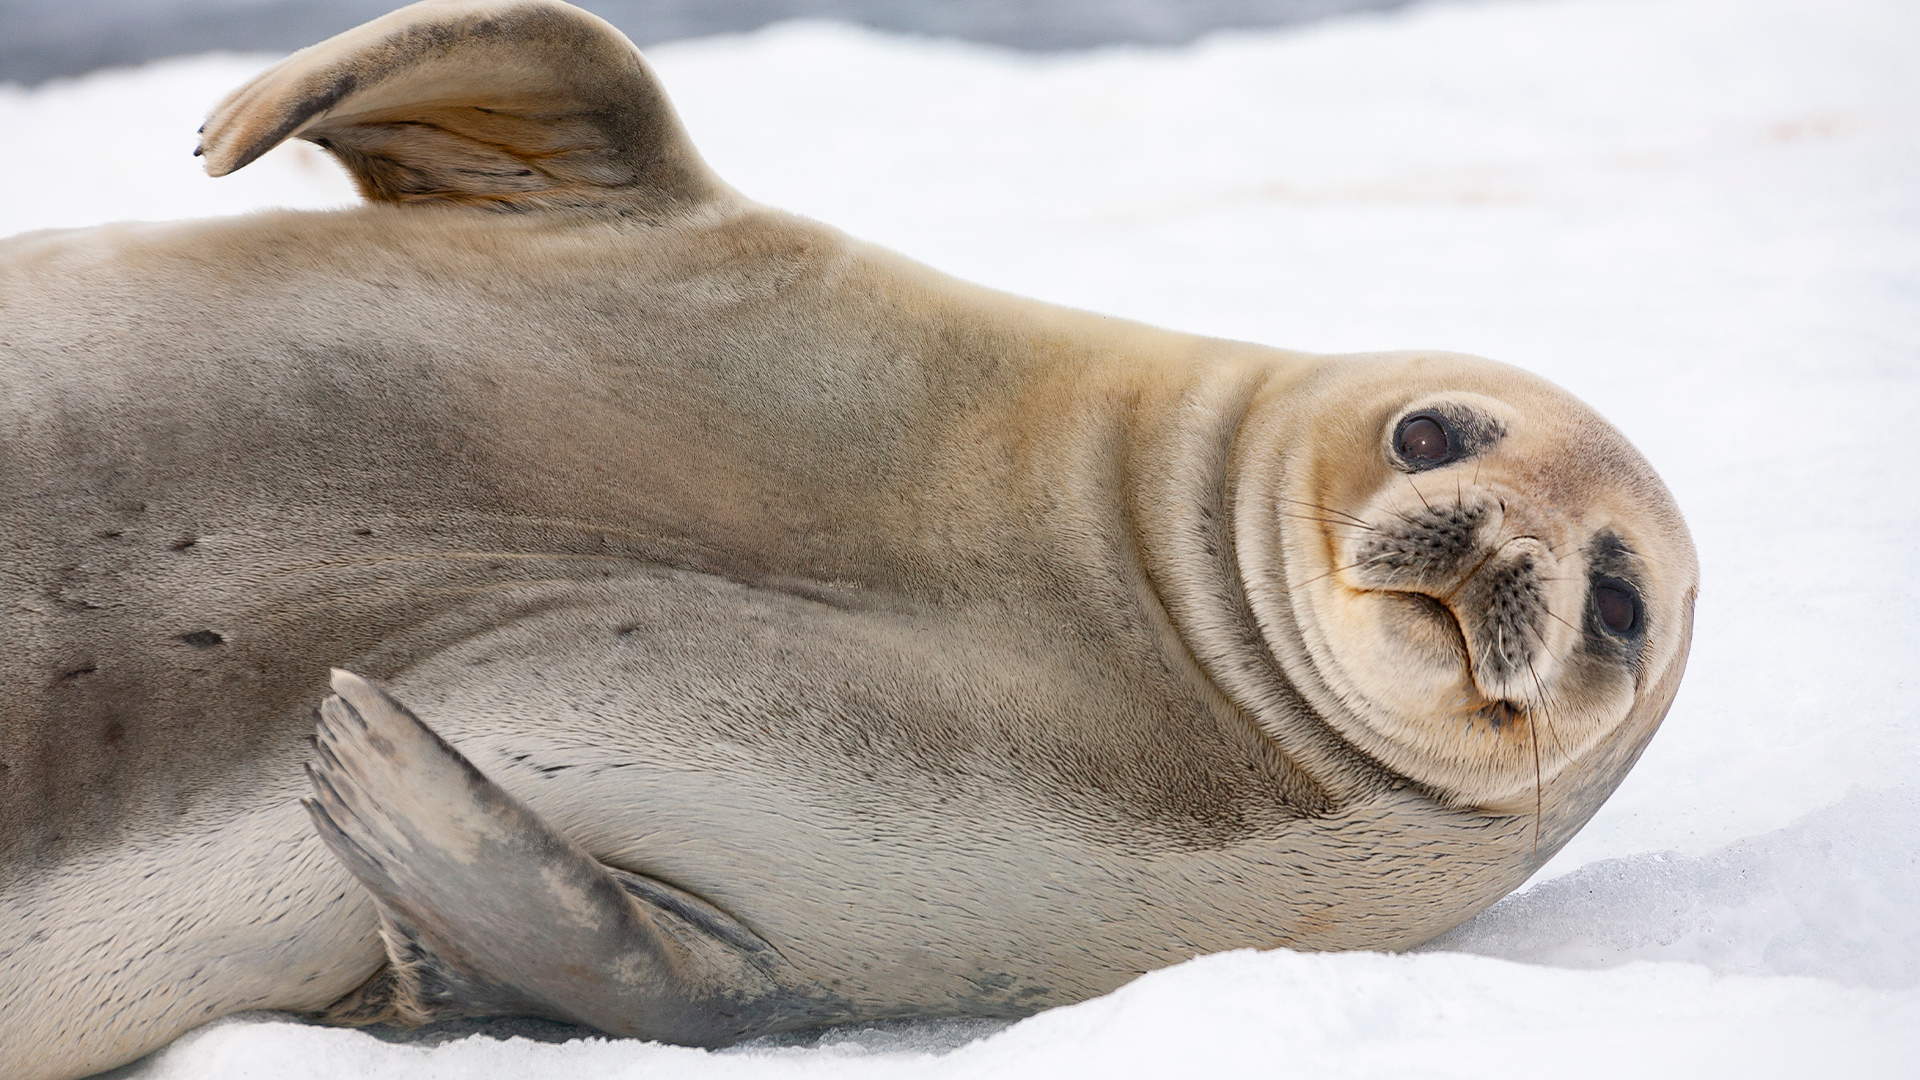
[0,3,1698,1078]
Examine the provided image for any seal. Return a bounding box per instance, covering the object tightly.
[0,2,1699,1077]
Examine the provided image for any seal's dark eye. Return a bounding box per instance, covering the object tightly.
[1592,581,1641,636]
[1394,413,1454,468]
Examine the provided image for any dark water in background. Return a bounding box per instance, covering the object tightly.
[0,0,1427,85]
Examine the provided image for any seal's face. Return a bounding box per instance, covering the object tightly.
[1261,356,1697,818]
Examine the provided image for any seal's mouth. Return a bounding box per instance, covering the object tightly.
[1395,591,1538,734]
[1337,491,1578,708]
[1286,475,1603,810]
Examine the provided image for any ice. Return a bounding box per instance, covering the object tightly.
[5,0,1916,1074]
[1428,784,1920,989]
[105,952,1920,1079]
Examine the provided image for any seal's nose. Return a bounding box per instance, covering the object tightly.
[1446,536,1563,703]
[1340,489,1580,706]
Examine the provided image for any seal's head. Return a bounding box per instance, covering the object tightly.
[1240,353,1697,848]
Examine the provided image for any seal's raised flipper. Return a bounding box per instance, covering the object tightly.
[197,0,726,213]
[304,669,802,1044]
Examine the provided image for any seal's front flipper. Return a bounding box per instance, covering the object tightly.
[304,669,797,1044]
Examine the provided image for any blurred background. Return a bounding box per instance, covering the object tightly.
[0,0,1432,85]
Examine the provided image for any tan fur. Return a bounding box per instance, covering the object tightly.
[0,3,1698,1078]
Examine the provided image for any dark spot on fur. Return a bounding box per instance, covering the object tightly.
[97,529,123,539]
[48,564,106,611]
[1478,699,1524,732]
[171,536,198,550]
[353,527,374,536]
[180,630,225,648]
[101,720,125,746]
[57,665,96,683]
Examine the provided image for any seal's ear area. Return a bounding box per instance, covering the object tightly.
[197,0,725,213]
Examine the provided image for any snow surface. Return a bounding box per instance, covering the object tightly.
[4,0,1917,1074]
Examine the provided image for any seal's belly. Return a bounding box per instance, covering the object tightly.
[370,565,1516,1013]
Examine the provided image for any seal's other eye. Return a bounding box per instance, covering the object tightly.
[1592,579,1642,636]
[1394,413,1456,469]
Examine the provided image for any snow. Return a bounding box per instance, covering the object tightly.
[6,0,1917,1074]
[98,953,1920,1079]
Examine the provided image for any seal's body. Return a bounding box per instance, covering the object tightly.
[0,3,1697,1078]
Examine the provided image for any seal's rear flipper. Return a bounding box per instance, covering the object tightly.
[304,670,807,1044]
[197,0,727,213]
